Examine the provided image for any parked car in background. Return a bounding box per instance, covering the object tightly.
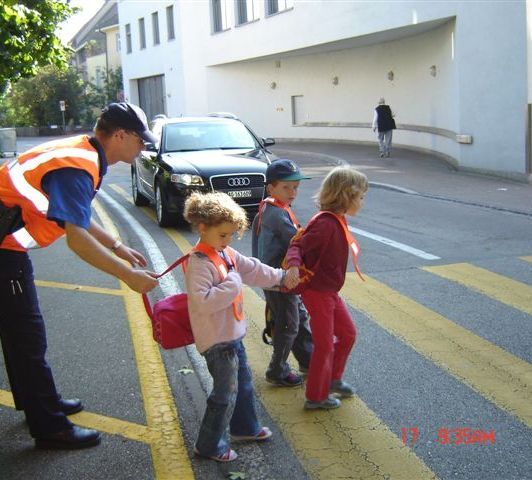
[131,114,276,226]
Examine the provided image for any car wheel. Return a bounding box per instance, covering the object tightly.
[131,169,150,206]
[155,183,175,227]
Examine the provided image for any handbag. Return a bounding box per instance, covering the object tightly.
[142,253,193,349]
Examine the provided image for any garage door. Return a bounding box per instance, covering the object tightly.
[138,75,166,121]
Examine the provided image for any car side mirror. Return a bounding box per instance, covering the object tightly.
[262,137,275,147]
[144,142,158,152]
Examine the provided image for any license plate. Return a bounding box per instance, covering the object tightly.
[227,190,252,198]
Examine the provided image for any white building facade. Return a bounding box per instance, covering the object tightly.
[118,0,532,179]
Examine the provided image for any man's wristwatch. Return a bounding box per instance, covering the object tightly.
[110,239,122,251]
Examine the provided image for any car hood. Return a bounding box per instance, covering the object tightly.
[160,149,270,176]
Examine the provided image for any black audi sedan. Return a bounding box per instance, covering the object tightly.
[131,115,276,226]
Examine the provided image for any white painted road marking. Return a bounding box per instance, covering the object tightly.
[97,189,212,392]
[348,225,441,260]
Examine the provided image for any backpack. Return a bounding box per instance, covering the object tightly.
[142,254,192,349]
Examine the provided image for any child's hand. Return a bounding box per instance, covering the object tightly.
[283,266,300,290]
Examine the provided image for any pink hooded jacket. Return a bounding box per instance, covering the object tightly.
[185,248,284,353]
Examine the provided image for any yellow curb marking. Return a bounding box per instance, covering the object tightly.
[35,280,125,296]
[0,389,159,444]
[423,263,532,315]
[0,389,15,408]
[93,199,193,479]
[115,197,436,480]
[341,274,532,428]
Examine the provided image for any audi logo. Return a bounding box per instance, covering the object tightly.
[227,177,250,187]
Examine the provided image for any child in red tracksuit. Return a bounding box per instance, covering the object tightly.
[285,166,368,409]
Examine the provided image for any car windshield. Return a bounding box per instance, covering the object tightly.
[163,121,259,152]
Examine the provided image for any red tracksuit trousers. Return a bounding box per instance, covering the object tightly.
[302,289,356,402]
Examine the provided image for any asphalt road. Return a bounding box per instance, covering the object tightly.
[0,137,531,480]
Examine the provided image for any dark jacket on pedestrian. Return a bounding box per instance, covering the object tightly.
[375,104,396,132]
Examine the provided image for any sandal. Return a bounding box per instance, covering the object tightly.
[231,426,272,442]
[193,447,238,462]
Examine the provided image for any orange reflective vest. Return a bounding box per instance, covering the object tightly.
[0,135,101,251]
[281,211,364,290]
[254,196,300,235]
[192,242,244,321]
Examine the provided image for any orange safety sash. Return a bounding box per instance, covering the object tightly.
[309,211,365,281]
[192,242,244,321]
[254,196,300,234]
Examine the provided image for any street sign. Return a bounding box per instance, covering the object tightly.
[59,100,66,111]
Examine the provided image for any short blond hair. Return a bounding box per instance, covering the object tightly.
[184,192,249,235]
[316,166,368,213]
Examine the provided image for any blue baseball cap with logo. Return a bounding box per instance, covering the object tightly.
[265,159,311,184]
[100,102,158,144]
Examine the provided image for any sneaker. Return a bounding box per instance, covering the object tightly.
[231,426,272,442]
[330,380,355,398]
[194,446,238,462]
[379,153,384,158]
[304,395,341,410]
[266,371,303,387]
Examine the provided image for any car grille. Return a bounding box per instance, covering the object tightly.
[210,174,265,190]
[209,173,265,206]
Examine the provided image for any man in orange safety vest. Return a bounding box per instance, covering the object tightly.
[0,103,159,449]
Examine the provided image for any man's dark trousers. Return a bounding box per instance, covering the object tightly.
[0,249,72,437]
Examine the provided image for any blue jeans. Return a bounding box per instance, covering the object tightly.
[195,339,260,456]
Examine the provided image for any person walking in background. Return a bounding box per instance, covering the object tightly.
[372,97,396,158]
[0,102,159,450]
[183,192,298,462]
[251,159,313,387]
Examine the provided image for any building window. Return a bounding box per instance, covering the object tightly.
[152,12,160,45]
[95,67,102,88]
[235,0,256,25]
[211,0,230,32]
[115,32,120,52]
[125,23,131,53]
[139,17,146,49]
[166,5,175,40]
[266,0,293,16]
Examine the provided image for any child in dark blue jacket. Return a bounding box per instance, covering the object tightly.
[251,159,313,386]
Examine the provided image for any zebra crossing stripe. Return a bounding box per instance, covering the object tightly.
[341,274,532,427]
[242,286,437,480]
[423,263,532,316]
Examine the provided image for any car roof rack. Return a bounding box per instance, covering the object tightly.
[207,112,239,120]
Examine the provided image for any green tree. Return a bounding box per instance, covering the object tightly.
[104,67,124,104]
[0,1,75,91]
[1,63,101,128]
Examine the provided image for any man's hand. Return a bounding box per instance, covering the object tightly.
[123,269,159,293]
[113,244,148,267]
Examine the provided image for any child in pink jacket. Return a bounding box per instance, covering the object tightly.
[183,192,298,462]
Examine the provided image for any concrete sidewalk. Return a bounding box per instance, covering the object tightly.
[272,141,532,216]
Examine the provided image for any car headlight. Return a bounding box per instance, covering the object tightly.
[170,174,204,186]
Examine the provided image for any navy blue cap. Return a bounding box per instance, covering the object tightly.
[100,102,157,144]
[265,159,311,184]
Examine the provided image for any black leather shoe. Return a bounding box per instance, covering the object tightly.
[59,398,83,415]
[35,426,101,449]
